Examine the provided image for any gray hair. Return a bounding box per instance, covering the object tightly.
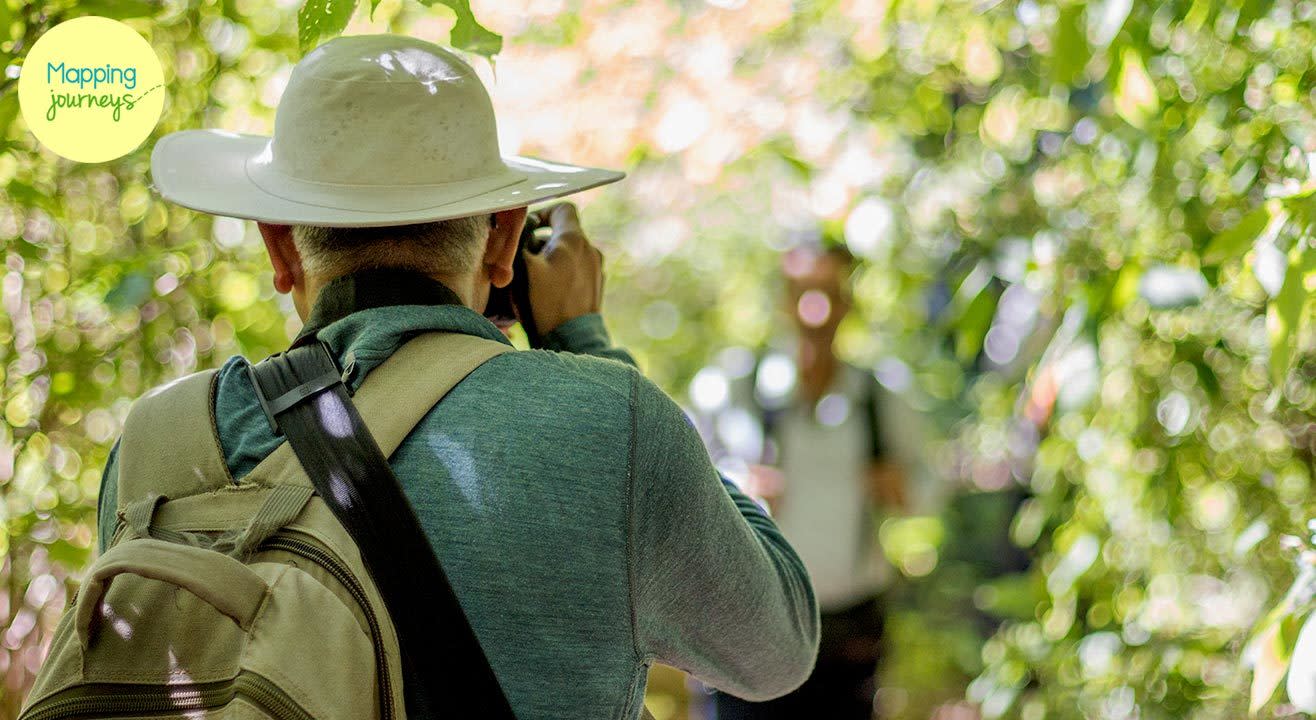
[291,215,489,278]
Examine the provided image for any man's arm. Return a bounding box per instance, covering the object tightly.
[518,202,816,690]
[540,313,637,367]
[520,202,640,367]
[628,370,819,700]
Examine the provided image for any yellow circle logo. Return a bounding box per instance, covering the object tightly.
[17,16,165,163]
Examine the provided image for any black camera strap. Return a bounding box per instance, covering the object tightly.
[248,341,516,719]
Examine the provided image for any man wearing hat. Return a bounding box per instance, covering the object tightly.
[96,35,819,718]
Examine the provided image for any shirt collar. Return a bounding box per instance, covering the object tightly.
[290,268,514,390]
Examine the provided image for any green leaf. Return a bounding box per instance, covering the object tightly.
[298,0,358,53]
[1283,189,1316,234]
[1267,246,1316,385]
[1190,356,1220,399]
[1051,5,1090,84]
[1110,260,1143,310]
[955,281,998,363]
[1183,0,1215,30]
[450,12,502,57]
[1234,0,1272,26]
[1204,204,1273,266]
[1288,611,1316,711]
[417,0,503,57]
[1114,48,1158,128]
[1251,614,1298,714]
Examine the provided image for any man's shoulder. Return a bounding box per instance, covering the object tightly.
[492,347,639,379]
[466,348,698,440]
[479,346,639,400]
[403,348,646,474]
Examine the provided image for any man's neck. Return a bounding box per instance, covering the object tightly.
[292,268,468,347]
[302,268,474,315]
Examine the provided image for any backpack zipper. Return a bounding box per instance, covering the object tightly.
[20,671,313,720]
[258,530,395,720]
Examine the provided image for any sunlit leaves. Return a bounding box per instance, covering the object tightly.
[959,22,1001,86]
[296,0,356,53]
[1265,245,1316,384]
[1114,48,1158,128]
[856,0,1316,715]
[297,0,502,56]
[879,516,946,578]
[418,0,502,58]
[3,0,1316,717]
[1288,612,1316,712]
[67,0,160,20]
[1248,615,1294,714]
[955,280,999,363]
[1050,5,1089,84]
[1203,203,1274,266]
[1090,0,1133,48]
[0,0,11,46]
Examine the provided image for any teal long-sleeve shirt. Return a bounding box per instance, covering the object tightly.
[96,303,819,719]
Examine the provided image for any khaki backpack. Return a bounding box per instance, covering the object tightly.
[20,332,510,720]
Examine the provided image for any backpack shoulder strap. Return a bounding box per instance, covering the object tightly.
[246,331,516,717]
[245,331,511,486]
[117,369,230,507]
[352,331,512,456]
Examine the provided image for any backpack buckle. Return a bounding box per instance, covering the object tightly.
[248,343,345,436]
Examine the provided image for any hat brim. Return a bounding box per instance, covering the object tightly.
[150,130,625,228]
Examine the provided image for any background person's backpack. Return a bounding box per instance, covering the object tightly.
[20,331,513,720]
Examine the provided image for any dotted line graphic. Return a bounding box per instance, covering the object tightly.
[135,83,164,101]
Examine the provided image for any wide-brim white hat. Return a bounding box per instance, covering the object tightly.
[151,35,624,228]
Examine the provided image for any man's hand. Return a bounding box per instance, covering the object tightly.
[523,202,604,336]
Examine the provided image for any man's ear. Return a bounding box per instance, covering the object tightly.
[258,222,303,294]
[485,207,528,289]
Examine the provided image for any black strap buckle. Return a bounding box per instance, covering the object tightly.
[248,343,344,436]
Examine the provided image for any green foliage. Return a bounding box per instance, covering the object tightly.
[810,0,1316,717]
[66,0,161,20]
[415,0,501,57]
[5,0,1316,718]
[297,0,500,54]
[297,0,357,52]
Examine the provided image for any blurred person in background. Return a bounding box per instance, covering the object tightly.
[701,244,908,720]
